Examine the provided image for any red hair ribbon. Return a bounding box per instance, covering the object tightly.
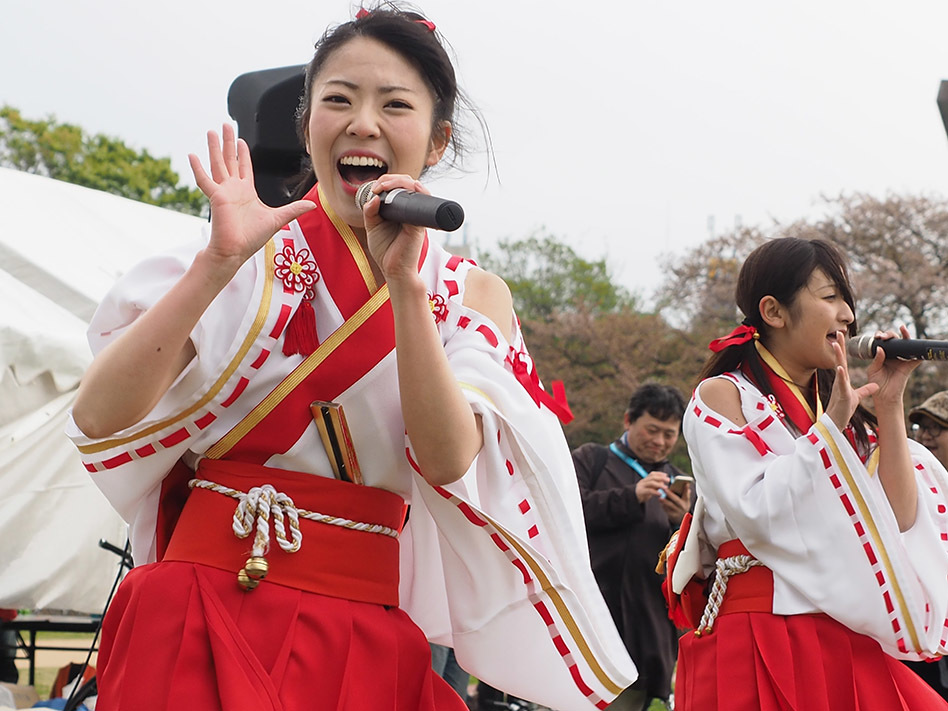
[354,8,436,31]
[708,324,758,353]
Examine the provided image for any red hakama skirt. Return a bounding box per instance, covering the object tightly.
[675,541,948,711]
[95,459,467,711]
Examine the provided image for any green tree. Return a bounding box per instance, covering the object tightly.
[0,105,206,216]
[478,231,637,324]
[525,306,700,469]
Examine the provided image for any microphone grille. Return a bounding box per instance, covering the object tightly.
[846,334,875,360]
[355,181,376,210]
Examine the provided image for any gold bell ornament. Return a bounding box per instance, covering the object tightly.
[237,569,258,592]
[244,556,269,580]
[237,555,269,591]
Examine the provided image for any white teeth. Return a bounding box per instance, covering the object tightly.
[339,155,386,168]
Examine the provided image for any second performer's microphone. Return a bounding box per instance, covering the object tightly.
[355,181,465,232]
[847,335,948,361]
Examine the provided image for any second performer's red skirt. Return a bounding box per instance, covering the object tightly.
[675,611,948,710]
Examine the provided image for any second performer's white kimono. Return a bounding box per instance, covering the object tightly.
[680,365,948,660]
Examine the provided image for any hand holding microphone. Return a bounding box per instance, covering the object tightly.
[355,180,464,232]
[847,334,948,361]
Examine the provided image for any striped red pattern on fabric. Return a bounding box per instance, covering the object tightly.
[268,304,293,339]
[220,377,250,408]
[102,452,133,469]
[918,465,948,648]
[818,435,910,656]
[429,480,611,709]
[159,428,190,448]
[477,324,498,347]
[250,349,270,369]
[195,412,217,429]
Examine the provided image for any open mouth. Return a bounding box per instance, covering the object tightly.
[338,155,387,188]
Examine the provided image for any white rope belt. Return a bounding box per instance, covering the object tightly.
[695,554,764,636]
[188,478,400,591]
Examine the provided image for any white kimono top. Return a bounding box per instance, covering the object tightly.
[683,369,948,660]
[66,186,636,710]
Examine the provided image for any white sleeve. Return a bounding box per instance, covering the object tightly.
[398,299,637,710]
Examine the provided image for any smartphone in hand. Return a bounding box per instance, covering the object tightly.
[669,475,694,497]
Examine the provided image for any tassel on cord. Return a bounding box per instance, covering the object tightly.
[282,299,319,356]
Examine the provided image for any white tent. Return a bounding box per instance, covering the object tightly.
[0,167,206,613]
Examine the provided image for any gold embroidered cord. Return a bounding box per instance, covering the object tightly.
[695,555,763,636]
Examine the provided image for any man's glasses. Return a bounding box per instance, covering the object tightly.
[914,422,946,438]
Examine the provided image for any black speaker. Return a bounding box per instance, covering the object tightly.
[937,80,948,145]
[227,65,308,207]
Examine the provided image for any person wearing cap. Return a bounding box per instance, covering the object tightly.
[909,391,948,469]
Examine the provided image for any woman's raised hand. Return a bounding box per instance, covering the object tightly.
[359,174,429,285]
[188,125,315,272]
[826,330,879,430]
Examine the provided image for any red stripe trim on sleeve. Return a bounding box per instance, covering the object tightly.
[269,304,293,338]
[159,427,190,448]
[220,377,250,408]
[477,324,499,347]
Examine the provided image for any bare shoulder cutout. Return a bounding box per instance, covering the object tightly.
[462,268,514,342]
[697,377,747,426]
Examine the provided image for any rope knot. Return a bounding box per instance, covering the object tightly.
[187,477,401,591]
[232,483,303,558]
[695,554,763,636]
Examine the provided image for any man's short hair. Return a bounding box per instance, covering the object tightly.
[626,383,686,425]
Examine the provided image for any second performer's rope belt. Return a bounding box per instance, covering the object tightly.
[695,554,764,636]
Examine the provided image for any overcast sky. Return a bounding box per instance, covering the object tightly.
[4,0,948,303]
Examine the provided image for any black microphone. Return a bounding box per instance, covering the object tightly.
[847,335,948,361]
[355,181,465,232]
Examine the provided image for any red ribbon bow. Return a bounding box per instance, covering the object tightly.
[708,324,757,353]
[506,349,574,424]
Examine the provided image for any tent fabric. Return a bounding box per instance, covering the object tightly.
[0,167,206,613]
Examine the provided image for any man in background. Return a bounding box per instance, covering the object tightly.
[910,390,948,469]
[573,384,692,711]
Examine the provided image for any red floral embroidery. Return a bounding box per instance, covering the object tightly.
[274,246,319,296]
[428,292,448,323]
